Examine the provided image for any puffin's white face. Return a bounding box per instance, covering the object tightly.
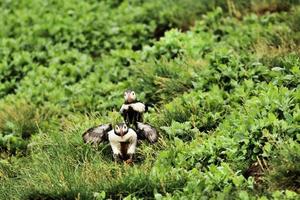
[114,123,128,137]
[124,90,136,103]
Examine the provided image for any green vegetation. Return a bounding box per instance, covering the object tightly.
[0,0,300,199]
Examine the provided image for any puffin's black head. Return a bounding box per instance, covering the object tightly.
[124,89,136,103]
[114,123,129,137]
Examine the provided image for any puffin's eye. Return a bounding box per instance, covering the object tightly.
[115,126,120,131]
[123,125,127,130]
[131,92,135,96]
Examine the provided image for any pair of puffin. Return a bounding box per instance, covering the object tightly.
[82,90,158,163]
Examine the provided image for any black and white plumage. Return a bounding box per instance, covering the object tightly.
[120,90,147,128]
[136,122,158,144]
[108,123,137,162]
[83,123,137,162]
[82,124,112,145]
[83,89,158,163]
[83,122,158,162]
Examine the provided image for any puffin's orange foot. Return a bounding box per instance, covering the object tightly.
[124,159,133,165]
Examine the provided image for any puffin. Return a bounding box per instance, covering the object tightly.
[82,122,158,162]
[120,90,147,128]
[108,123,137,162]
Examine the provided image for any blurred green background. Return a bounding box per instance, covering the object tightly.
[0,0,299,199]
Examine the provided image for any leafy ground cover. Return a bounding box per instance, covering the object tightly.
[0,0,299,199]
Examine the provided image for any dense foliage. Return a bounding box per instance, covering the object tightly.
[0,0,299,199]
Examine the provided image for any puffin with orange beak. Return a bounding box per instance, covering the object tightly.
[120,90,158,143]
[83,122,137,163]
[120,90,147,128]
[108,123,137,162]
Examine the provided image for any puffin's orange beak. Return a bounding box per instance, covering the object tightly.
[120,130,124,137]
[126,94,133,103]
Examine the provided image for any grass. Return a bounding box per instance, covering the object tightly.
[0,1,300,199]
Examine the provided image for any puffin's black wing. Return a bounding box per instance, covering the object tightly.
[82,124,112,145]
[136,122,158,143]
[120,104,129,119]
